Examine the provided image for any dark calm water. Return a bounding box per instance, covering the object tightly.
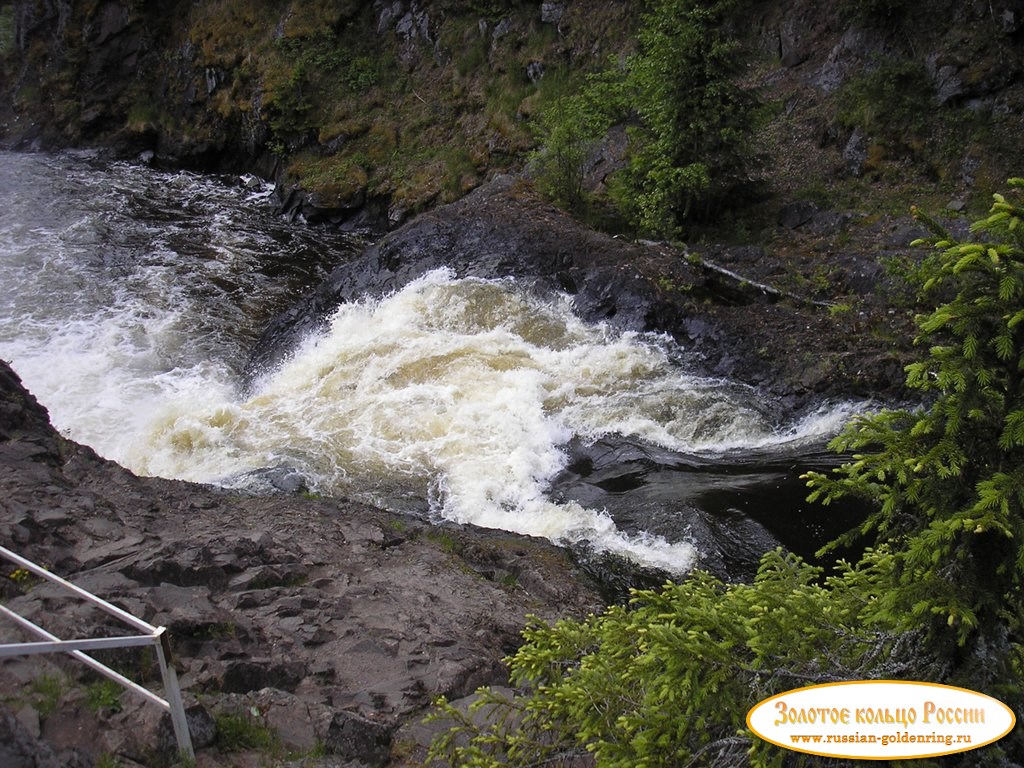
[0,150,868,574]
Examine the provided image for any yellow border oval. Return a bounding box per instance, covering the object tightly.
[746,680,1016,761]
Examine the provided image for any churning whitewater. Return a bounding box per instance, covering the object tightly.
[0,152,858,574]
[136,268,838,573]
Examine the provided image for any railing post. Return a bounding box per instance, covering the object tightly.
[155,627,195,761]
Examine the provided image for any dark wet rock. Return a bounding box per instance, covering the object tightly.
[0,363,64,463]
[0,708,64,768]
[230,465,311,495]
[99,701,216,764]
[777,199,819,229]
[245,176,907,407]
[551,435,870,584]
[182,704,218,752]
[804,209,855,237]
[550,437,782,582]
[275,182,391,232]
[222,659,307,694]
[325,710,395,766]
[833,253,886,295]
[246,176,697,378]
[123,547,230,590]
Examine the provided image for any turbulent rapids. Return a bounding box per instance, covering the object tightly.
[0,152,862,574]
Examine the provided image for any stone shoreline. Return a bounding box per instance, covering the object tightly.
[0,359,604,767]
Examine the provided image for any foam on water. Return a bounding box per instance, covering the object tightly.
[129,269,859,573]
[0,151,356,463]
[0,152,862,574]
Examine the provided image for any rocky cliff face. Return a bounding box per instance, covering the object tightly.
[0,0,635,229]
[2,0,1022,231]
[0,359,605,766]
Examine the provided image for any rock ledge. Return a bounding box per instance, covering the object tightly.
[0,359,603,767]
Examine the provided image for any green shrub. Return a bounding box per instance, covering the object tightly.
[34,673,66,714]
[837,59,933,137]
[215,708,279,752]
[0,5,15,56]
[429,548,923,767]
[529,81,617,211]
[85,679,124,714]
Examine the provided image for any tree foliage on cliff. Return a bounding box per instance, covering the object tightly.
[428,182,1024,766]
[531,0,763,238]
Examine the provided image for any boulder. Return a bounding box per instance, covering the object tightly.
[325,710,394,766]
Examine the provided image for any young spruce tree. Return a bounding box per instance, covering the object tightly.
[807,180,1024,673]
[530,0,762,238]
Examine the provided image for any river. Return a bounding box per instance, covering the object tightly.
[0,151,867,576]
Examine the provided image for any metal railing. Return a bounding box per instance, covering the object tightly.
[0,545,194,760]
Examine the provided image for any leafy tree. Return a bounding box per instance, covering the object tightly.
[428,182,1024,766]
[529,74,625,212]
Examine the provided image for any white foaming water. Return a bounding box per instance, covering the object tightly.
[131,269,854,573]
[0,152,861,574]
[0,151,356,464]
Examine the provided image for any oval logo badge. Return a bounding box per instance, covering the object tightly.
[746,680,1015,760]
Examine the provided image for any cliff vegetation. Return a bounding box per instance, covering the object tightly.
[2,0,1023,236]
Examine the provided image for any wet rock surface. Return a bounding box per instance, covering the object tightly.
[246,176,909,411]
[549,436,870,586]
[0,360,604,766]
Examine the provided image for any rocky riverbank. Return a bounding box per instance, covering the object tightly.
[0,165,920,766]
[6,3,1018,764]
[248,173,915,412]
[0,359,606,767]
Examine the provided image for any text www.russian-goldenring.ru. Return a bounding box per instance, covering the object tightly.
[790,732,972,747]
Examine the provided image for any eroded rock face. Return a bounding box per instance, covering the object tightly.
[0,362,63,461]
[246,177,688,380]
[0,359,603,766]
[246,175,908,408]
